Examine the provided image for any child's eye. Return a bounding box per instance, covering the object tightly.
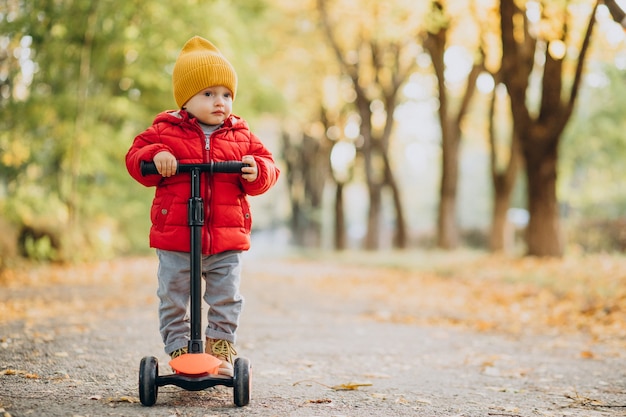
[204,92,213,97]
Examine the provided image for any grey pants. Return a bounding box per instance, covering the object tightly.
[156,249,244,355]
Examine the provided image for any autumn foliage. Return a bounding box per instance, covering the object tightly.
[2,252,624,355]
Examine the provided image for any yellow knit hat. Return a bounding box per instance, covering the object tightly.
[172,36,238,108]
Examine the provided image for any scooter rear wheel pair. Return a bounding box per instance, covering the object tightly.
[138,355,251,407]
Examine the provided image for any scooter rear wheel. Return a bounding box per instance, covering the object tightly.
[233,357,251,407]
[139,356,159,406]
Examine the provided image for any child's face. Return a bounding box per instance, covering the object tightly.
[184,85,233,125]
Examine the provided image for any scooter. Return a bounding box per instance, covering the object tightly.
[138,160,251,407]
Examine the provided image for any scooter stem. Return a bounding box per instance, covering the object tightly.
[188,167,204,353]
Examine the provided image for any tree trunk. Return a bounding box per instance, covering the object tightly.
[437,183,458,249]
[281,131,330,248]
[488,81,521,252]
[490,163,521,252]
[387,172,407,248]
[437,120,460,249]
[382,97,407,249]
[355,90,383,251]
[334,182,347,250]
[317,0,415,251]
[524,140,561,256]
[499,0,597,257]
[490,192,510,251]
[424,9,482,250]
[365,183,383,250]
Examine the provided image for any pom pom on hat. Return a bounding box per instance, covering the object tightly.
[172,36,238,108]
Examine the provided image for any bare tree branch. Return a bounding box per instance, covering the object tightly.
[605,0,626,26]
[565,1,599,120]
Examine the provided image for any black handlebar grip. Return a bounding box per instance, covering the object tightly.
[140,161,160,176]
[210,161,247,173]
[140,161,248,176]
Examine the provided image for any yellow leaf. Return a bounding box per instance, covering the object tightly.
[331,382,372,391]
[293,379,372,391]
[119,396,140,403]
[108,396,140,403]
[580,350,595,359]
[2,369,27,376]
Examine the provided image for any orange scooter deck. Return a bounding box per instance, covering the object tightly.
[169,353,221,376]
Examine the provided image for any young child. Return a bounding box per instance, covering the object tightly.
[126,36,279,376]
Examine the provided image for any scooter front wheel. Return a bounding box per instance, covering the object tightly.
[139,356,159,406]
[233,357,251,407]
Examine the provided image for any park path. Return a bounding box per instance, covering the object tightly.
[0,253,625,416]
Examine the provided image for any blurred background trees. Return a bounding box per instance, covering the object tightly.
[1,0,626,264]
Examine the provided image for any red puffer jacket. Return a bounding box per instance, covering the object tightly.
[126,110,279,255]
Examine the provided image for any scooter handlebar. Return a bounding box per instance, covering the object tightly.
[140,161,248,176]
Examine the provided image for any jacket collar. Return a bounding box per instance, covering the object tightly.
[158,110,241,129]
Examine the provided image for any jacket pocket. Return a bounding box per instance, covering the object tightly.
[242,197,252,233]
[151,193,175,232]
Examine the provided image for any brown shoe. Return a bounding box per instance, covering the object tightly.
[169,347,188,373]
[206,338,237,377]
[170,347,188,359]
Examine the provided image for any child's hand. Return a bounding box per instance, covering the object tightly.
[153,151,177,177]
[241,155,258,182]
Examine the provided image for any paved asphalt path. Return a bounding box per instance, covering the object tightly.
[1,254,625,416]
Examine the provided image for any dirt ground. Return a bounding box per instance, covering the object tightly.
[1,250,625,417]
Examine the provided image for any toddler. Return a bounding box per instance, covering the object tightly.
[126,36,279,376]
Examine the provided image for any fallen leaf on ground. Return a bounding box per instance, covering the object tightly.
[580,350,595,359]
[307,398,332,404]
[395,396,410,404]
[564,393,605,407]
[363,372,390,379]
[1,369,25,375]
[331,382,373,391]
[293,379,373,391]
[1,369,37,378]
[107,396,140,403]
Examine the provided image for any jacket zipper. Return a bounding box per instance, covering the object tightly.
[200,122,226,254]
